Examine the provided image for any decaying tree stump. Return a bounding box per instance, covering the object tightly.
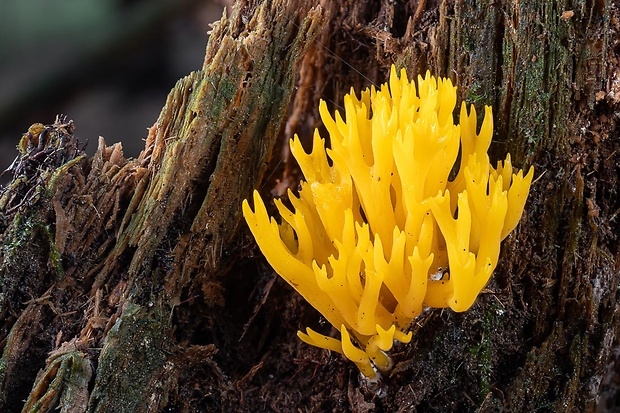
[0,0,618,412]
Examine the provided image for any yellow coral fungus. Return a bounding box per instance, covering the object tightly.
[242,66,534,378]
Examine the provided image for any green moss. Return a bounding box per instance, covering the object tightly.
[46,155,86,195]
[3,212,36,267]
[217,75,237,104]
[87,302,172,413]
[2,210,63,281]
[35,222,63,279]
[468,304,504,401]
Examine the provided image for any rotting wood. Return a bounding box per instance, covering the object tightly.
[0,0,618,412]
[0,1,324,411]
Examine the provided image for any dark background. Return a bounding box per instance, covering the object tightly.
[0,0,228,173]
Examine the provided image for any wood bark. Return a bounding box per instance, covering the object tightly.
[0,0,618,412]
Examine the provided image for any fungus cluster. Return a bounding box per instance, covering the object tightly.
[242,66,533,379]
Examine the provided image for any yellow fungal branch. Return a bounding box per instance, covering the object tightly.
[242,66,534,379]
